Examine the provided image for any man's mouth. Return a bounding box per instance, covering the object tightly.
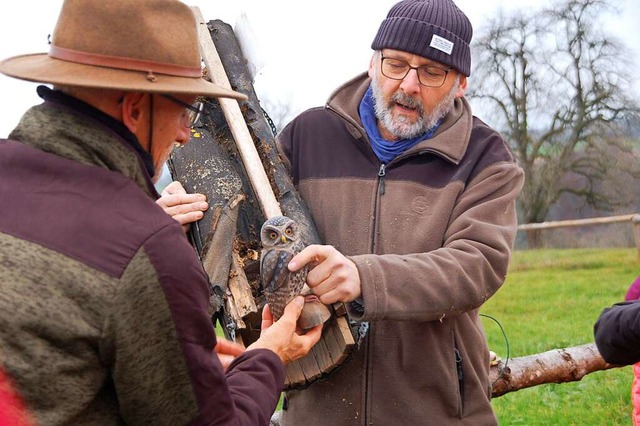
[391,93,423,116]
[395,100,418,111]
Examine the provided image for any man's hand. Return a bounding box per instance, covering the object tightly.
[288,244,361,304]
[214,339,245,371]
[247,297,322,365]
[156,181,208,232]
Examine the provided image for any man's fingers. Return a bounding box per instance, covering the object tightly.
[215,338,245,356]
[163,195,207,210]
[288,244,328,271]
[300,324,323,342]
[159,199,208,224]
[161,180,187,196]
[261,303,274,332]
[170,201,209,216]
[291,324,323,356]
[305,260,334,288]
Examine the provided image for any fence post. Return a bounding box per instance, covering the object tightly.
[633,215,640,259]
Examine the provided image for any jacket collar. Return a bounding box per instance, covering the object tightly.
[326,72,473,165]
[9,86,159,198]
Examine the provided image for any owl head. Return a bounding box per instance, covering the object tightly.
[260,215,299,249]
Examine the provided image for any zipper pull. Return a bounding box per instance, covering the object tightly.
[378,163,386,195]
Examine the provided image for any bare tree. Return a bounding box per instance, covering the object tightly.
[469,0,640,246]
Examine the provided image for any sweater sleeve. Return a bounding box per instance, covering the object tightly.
[594,300,640,366]
[103,222,284,425]
[349,161,524,322]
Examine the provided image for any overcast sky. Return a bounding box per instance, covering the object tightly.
[0,0,638,138]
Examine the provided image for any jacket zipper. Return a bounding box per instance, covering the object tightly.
[377,163,386,195]
[369,163,387,253]
[363,163,386,425]
[454,348,465,414]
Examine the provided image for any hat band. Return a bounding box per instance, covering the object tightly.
[49,45,203,78]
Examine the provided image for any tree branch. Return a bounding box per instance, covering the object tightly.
[490,343,618,397]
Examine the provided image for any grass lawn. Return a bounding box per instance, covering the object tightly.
[482,248,639,425]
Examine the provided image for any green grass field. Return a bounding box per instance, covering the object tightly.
[482,248,639,425]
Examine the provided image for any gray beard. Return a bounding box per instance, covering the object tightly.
[371,69,459,140]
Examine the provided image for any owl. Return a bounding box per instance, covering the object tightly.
[259,215,308,321]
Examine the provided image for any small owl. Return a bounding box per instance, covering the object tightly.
[259,215,307,321]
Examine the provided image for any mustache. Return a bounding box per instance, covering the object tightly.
[390,91,424,115]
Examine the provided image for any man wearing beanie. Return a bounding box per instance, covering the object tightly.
[0,0,321,424]
[276,0,524,424]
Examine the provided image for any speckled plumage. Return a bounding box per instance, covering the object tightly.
[259,216,307,320]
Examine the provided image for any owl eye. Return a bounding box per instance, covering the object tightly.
[269,231,278,240]
[285,227,293,236]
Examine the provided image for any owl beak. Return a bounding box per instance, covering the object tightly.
[280,235,288,244]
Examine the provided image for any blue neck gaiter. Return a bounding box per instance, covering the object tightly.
[359,86,441,164]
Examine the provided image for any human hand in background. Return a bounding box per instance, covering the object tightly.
[214,339,245,371]
[156,181,208,232]
[247,296,322,365]
[288,244,361,305]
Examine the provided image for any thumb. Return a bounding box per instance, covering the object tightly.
[281,296,305,321]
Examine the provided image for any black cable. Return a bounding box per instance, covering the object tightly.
[480,313,510,386]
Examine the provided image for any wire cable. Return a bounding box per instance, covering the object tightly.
[480,313,510,386]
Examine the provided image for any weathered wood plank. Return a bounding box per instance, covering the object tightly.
[312,332,337,374]
[285,358,306,387]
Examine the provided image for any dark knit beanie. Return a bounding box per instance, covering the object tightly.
[371,0,473,76]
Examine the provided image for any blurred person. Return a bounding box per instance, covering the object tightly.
[595,278,640,366]
[595,275,640,425]
[0,0,320,424]
[626,276,640,426]
[0,367,32,426]
[275,0,524,424]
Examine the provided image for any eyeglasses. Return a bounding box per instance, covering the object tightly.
[380,55,452,88]
[161,94,205,127]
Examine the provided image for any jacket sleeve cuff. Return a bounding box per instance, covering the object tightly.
[347,254,383,321]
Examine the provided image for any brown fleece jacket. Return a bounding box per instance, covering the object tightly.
[278,73,524,426]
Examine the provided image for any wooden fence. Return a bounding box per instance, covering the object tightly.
[517,213,640,256]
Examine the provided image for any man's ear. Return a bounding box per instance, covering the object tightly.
[368,52,378,80]
[455,75,468,99]
[120,93,147,133]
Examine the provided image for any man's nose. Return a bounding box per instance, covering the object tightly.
[400,68,421,94]
[175,125,192,146]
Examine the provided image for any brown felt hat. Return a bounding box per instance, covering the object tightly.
[0,0,246,99]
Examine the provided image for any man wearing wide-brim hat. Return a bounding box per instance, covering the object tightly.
[0,0,321,424]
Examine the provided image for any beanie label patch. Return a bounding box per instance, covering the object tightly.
[429,35,454,55]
